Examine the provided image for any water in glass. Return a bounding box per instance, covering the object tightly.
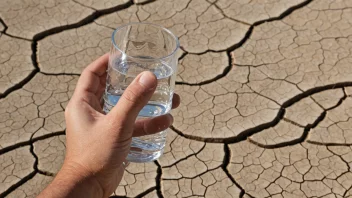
[103,58,175,162]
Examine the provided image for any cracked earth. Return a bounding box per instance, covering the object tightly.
[1,0,352,197]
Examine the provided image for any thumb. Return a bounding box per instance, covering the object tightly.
[107,71,157,125]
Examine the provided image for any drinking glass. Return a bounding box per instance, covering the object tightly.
[103,22,179,163]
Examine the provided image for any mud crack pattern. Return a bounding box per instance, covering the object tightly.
[1,0,352,197]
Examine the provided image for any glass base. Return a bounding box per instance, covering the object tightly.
[126,149,163,163]
[126,130,167,163]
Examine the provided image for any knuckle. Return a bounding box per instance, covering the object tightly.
[142,123,150,136]
[117,136,132,147]
[64,103,71,117]
[81,68,91,75]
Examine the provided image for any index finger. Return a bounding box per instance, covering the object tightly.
[84,53,109,77]
[75,53,109,96]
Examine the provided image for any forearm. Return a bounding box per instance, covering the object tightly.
[38,164,104,198]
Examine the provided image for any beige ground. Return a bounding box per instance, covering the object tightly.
[1,0,352,197]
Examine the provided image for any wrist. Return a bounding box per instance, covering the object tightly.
[40,161,104,198]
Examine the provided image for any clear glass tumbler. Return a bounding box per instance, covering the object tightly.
[103,22,179,163]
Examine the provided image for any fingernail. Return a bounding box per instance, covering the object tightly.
[139,72,156,88]
[167,114,174,124]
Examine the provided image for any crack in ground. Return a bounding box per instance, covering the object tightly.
[154,160,164,198]
[0,1,159,194]
[0,0,346,197]
[0,121,59,197]
[307,141,352,146]
[172,82,352,144]
[161,143,206,169]
[109,187,157,198]
[39,71,81,76]
[1,32,32,41]
[0,170,37,197]
[212,3,251,26]
[0,0,140,99]
[72,0,97,11]
[0,1,314,98]
[222,144,245,198]
[176,51,232,86]
[133,0,157,5]
[0,131,63,196]
[250,89,348,149]
[282,118,305,128]
[0,17,8,32]
[30,137,56,177]
[0,39,39,99]
[162,166,222,181]
[1,0,163,99]
[176,0,313,86]
[248,111,323,149]
[177,49,188,62]
[0,0,314,96]
[32,0,133,43]
[189,0,314,55]
[0,131,65,156]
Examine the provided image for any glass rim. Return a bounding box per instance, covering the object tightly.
[111,22,180,60]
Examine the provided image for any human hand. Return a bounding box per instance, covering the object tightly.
[39,54,180,198]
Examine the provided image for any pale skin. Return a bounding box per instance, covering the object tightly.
[38,54,180,198]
